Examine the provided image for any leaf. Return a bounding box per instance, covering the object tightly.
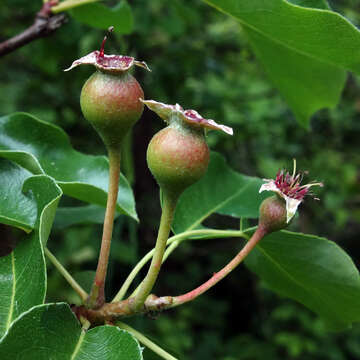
[0,159,36,231]
[0,161,62,338]
[53,204,108,229]
[23,176,62,246]
[73,271,96,293]
[172,152,266,233]
[0,233,45,338]
[70,1,134,33]
[203,0,360,126]
[0,303,143,359]
[287,0,331,10]
[0,113,137,221]
[245,230,360,330]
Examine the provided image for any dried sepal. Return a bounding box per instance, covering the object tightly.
[64,51,150,73]
[64,29,150,73]
[141,99,233,135]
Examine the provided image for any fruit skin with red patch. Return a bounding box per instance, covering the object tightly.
[147,125,210,197]
[259,195,288,233]
[80,71,144,151]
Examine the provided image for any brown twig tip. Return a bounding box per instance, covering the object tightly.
[0,1,67,57]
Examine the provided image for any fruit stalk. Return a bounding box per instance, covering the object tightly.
[170,226,267,307]
[88,150,121,308]
[131,191,178,311]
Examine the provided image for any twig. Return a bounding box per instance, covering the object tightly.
[0,1,67,57]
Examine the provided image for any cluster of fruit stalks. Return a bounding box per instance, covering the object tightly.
[61,30,322,325]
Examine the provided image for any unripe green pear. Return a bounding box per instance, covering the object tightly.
[142,99,232,198]
[65,30,149,152]
[259,195,288,233]
[147,124,210,197]
[80,71,144,151]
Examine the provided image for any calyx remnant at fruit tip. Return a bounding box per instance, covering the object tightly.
[64,51,150,73]
[141,99,233,135]
[64,28,150,73]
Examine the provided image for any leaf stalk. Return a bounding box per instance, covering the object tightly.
[45,247,88,302]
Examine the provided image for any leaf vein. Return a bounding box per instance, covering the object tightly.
[203,0,355,70]
[5,252,16,331]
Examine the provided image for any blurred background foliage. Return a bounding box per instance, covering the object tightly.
[1,0,360,359]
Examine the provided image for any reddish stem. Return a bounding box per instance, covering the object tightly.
[87,150,121,308]
[99,36,107,58]
[99,26,114,58]
[171,226,267,307]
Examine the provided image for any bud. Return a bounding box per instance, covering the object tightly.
[259,195,288,233]
[258,160,323,232]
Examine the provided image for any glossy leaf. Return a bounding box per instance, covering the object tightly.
[0,113,137,220]
[53,205,109,229]
[0,303,143,359]
[70,1,134,33]
[245,230,360,330]
[0,232,45,338]
[173,152,266,233]
[0,161,62,338]
[23,176,62,246]
[0,159,36,231]
[287,0,331,9]
[203,0,360,126]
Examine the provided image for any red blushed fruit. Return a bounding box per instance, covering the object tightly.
[259,195,288,233]
[147,126,210,196]
[80,71,144,151]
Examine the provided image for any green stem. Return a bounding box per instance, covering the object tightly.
[171,226,267,307]
[88,150,121,308]
[112,228,250,302]
[162,240,179,262]
[45,247,88,302]
[116,322,178,360]
[51,0,100,13]
[131,192,178,311]
[128,241,180,300]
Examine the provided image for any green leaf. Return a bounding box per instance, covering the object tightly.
[287,0,331,10]
[0,232,45,338]
[203,0,360,126]
[0,159,36,231]
[173,152,266,233]
[0,113,137,221]
[53,205,108,229]
[73,271,96,293]
[0,161,62,338]
[245,230,360,330]
[70,1,134,33]
[0,303,143,359]
[23,176,62,245]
